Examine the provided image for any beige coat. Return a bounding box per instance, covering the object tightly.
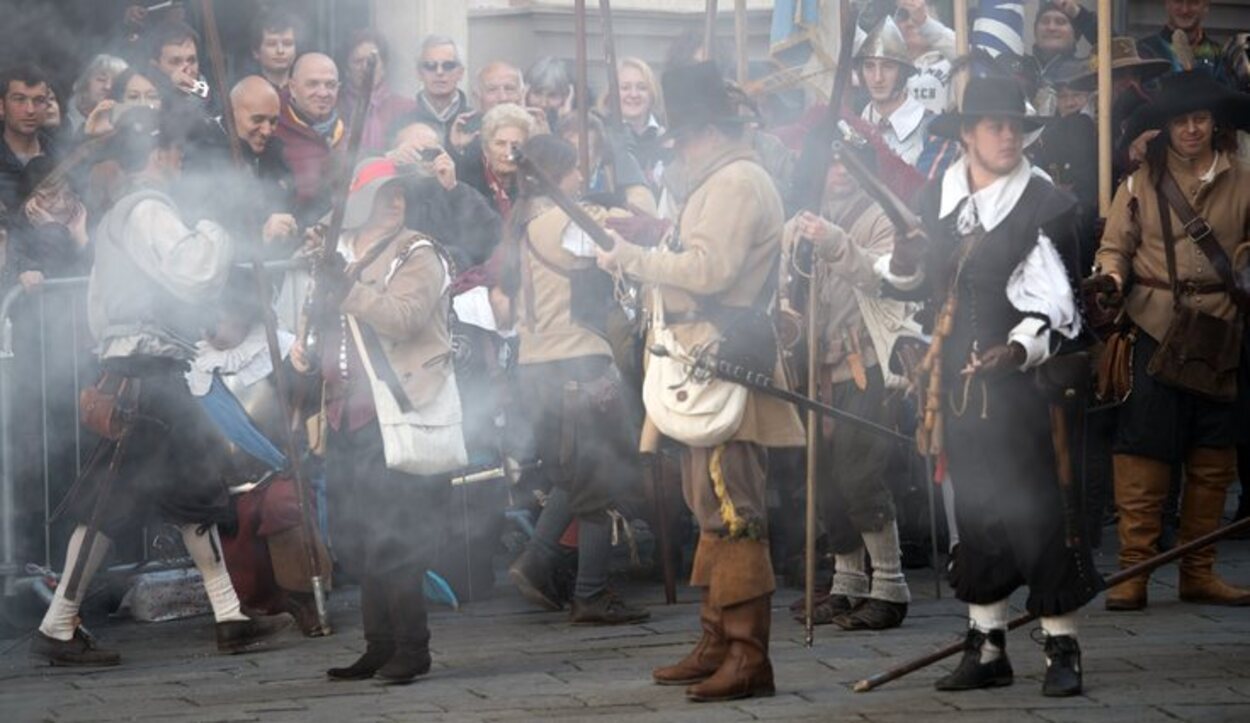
[341,229,453,410]
[516,201,619,364]
[1096,150,1250,343]
[614,142,805,449]
[781,192,895,384]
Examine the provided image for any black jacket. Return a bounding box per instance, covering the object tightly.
[402,176,501,271]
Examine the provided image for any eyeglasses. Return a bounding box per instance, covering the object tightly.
[421,60,460,74]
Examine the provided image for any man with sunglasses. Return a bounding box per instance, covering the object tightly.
[0,64,58,211]
[401,35,471,148]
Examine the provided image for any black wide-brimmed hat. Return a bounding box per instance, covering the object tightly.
[929,75,1047,139]
[661,61,747,138]
[1125,70,1250,137]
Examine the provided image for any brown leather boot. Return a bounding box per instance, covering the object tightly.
[1177,447,1250,606]
[1106,454,1171,611]
[653,590,726,685]
[686,594,775,702]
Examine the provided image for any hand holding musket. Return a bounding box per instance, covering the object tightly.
[301,53,379,363]
[512,148,616,251]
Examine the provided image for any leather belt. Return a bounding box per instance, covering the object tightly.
[1136,277,1226,295]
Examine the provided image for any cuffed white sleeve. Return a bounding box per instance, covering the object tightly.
[874,253,925,292]
[1005,232,1081,370]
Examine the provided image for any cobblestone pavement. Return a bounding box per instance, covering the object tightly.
[3,535,1249,722]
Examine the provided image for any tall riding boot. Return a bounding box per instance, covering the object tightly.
[686,594,775,702]
[1177,447,1250,606]
[653,588,727,685]
[327,576,394,680]
[376,569,432,683]
[1106,454,1171,610]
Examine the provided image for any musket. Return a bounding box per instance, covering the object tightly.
[198,0,333,634]
[831,130,924,237]
[305,52,378,355]
[648,344,911,445]
[513,149,615,250]
[853,513,1250,692]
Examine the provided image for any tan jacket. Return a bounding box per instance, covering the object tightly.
[516,201,619,365]
[1096,151,1250,343]
[615,142,805,449]
[341,229,453,410]
[782,193,895,383]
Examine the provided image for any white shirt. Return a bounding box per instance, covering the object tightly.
[863,95,931,167]
[875,158,1081,369]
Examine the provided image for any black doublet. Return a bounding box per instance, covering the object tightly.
[914,174,1103,617]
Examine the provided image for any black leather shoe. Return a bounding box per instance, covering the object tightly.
[1042,635,1083,697]
[570,589,651,625]
[508,549,566,611]
[934,629,1014,691]
[216,613,294,654]
[375,647,432,684]
[792,594,856,624]
[326,642,396,681]
[30,628,120,667]
[831,599,908,631]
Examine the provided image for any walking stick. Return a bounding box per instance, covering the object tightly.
[803,261,822,648]
[852,514,1250,692]
[199,0,335,634]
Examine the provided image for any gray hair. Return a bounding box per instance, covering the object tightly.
[71,54,128,105]
[525,56,573,94]
[481,102,534,144]
[420,34,460,62]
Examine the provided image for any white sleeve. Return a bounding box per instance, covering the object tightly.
[1006,232,1081,370]
[560,221,598,258]
[874,253,925,292]
[127,199,233,303]
[919,16,958,60]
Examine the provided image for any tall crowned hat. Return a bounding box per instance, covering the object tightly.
[661,61,748,138]
[929,75,1047,139]
[853,16,916,76]
[339,157,410,229]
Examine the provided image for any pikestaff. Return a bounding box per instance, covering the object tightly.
[703,0,718,60]
[734,0,748,85]
[1096,0,1112,214]
[574,0,591,190]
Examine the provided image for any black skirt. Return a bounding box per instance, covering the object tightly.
[943,371,1104,617]
[64,356,234,539]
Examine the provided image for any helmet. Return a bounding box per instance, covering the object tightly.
[854,17,916,77]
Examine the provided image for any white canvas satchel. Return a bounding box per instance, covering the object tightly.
[641,289,747,447]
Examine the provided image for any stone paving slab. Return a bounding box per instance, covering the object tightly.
[3,535,1250,722]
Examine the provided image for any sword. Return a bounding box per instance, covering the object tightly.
[647,344,912,445]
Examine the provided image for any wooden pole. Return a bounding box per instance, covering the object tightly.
[803,260,821,648]
[852,515,1250,693]
[954,0,970,56]
[574,0,591,192]
[704,0,718,62]
[734,0,748,85]
[199,0,332,635]
[1097,0,1113,215]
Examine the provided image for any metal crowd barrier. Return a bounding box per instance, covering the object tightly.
[0,260,309,597]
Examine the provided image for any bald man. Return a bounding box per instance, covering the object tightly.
[276,53,345,222]
[181,75,297,255]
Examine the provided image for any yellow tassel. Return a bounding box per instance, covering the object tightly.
[709,445,746,538]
